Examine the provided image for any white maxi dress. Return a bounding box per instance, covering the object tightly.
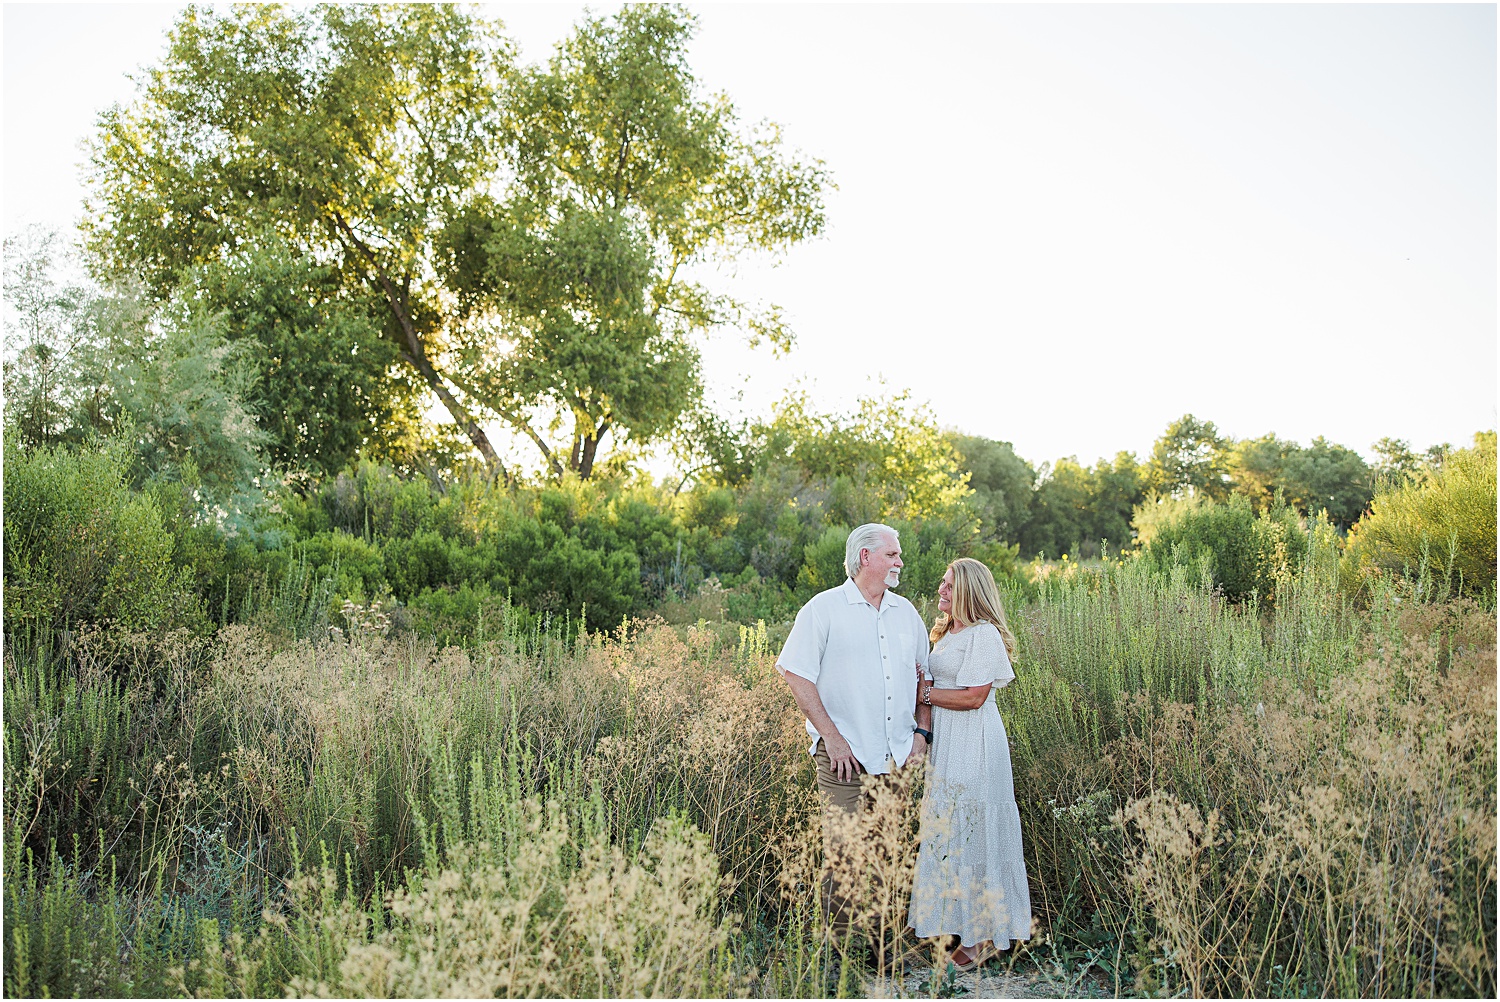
[907,621,1032,950]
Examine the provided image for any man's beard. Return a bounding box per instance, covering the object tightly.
[884,568,901,588]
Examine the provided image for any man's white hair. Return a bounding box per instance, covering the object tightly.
[844,523,898,578]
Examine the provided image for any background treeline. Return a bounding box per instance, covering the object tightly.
[5,2,1494,649]
[7,216,1498,646]
[6,217,1495,644]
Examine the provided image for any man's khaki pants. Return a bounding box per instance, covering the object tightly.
[814,739,900,941]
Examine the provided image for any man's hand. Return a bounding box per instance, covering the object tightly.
[823,732,860,782]
[783,671,863,783]
[903,733,928,768]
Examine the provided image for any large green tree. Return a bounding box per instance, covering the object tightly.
[948,434,1035,544]
[1019,451,1143,559]
[1277,436,1371,528]
[1147,413,1232,499]
[189,238,417,475]
[1227,432,1297,507]
[87,4,509,464]
[1021,458,1093,558]
[1370,437,1424,485]
[3,230,267,497]
[1225,431,1372,527]
[87,4,826,478]
[441,5,827,477]
[1090,450,1147,548]
[3,229,91,450]
[743,390,972,522]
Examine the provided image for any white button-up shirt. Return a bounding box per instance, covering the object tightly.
[776,577,932,774]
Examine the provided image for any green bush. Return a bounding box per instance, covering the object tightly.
[380,528,455,598]
[1134,492,1309,604]
[400,581,541,647]
[1345,432,1497,600]
[2,439,199,636]
[891,517,969,608]
[296,530,388,602]
[794,525,849,598]
[0,435,1098,650]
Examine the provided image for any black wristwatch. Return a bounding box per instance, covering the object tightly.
[913,727,933,744]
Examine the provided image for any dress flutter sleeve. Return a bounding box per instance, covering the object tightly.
[955,622,1015,688]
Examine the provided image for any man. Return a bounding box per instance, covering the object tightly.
[777,522,933,930]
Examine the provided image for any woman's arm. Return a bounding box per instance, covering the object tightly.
[920,680,993,711]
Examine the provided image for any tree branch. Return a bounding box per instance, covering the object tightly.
[650,251,684,321]
[612,124,631,208]
[503,408,566,480]
[332,208,500,468]
[439,365,566,480]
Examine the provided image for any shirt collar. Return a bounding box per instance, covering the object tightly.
[843,575,902,611]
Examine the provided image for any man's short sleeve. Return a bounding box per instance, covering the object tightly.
[777,600,827,682]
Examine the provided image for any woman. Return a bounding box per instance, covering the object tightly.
[907,557,1031,970]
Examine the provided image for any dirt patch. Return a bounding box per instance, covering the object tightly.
[865,961,1115,999]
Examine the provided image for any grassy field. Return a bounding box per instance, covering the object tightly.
[4,549,1495,997]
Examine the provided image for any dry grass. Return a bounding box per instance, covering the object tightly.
[173,809,735,998]
[5,564,1495,997]
[1113,600,1496,997]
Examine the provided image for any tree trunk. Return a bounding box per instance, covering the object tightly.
[575,418,610,479]
[501,410,565,480]
[400,347,501,468]
[331,211,502,469]
[577,435,598,479]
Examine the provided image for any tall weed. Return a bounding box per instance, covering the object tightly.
[4,555,1494,997]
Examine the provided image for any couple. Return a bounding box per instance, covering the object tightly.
[777,522,1030,970]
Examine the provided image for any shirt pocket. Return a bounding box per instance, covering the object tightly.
[892,628,917,672]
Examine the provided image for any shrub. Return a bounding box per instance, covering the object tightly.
[494,519,641,625]
[2,439,198,636]
[296,530,388,602]
[1113,600,1496,997]
[380,528,455,599]
[1344,431,1496,600]
[794,525,849,598]
[1134,492,1310,603]
[401,581,536,647]
[257,812,736,999]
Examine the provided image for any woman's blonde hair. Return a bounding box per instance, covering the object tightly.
[930,557,1017,659]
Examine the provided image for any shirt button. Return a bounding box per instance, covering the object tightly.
[887,716,892,721]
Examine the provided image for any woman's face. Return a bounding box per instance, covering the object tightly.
[937,568,955,615]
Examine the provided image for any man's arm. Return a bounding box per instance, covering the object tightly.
[904,611,933,767]
[782,672,860,782]
[906,668,932,767]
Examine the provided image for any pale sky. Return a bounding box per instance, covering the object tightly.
[4,2,1496,473]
